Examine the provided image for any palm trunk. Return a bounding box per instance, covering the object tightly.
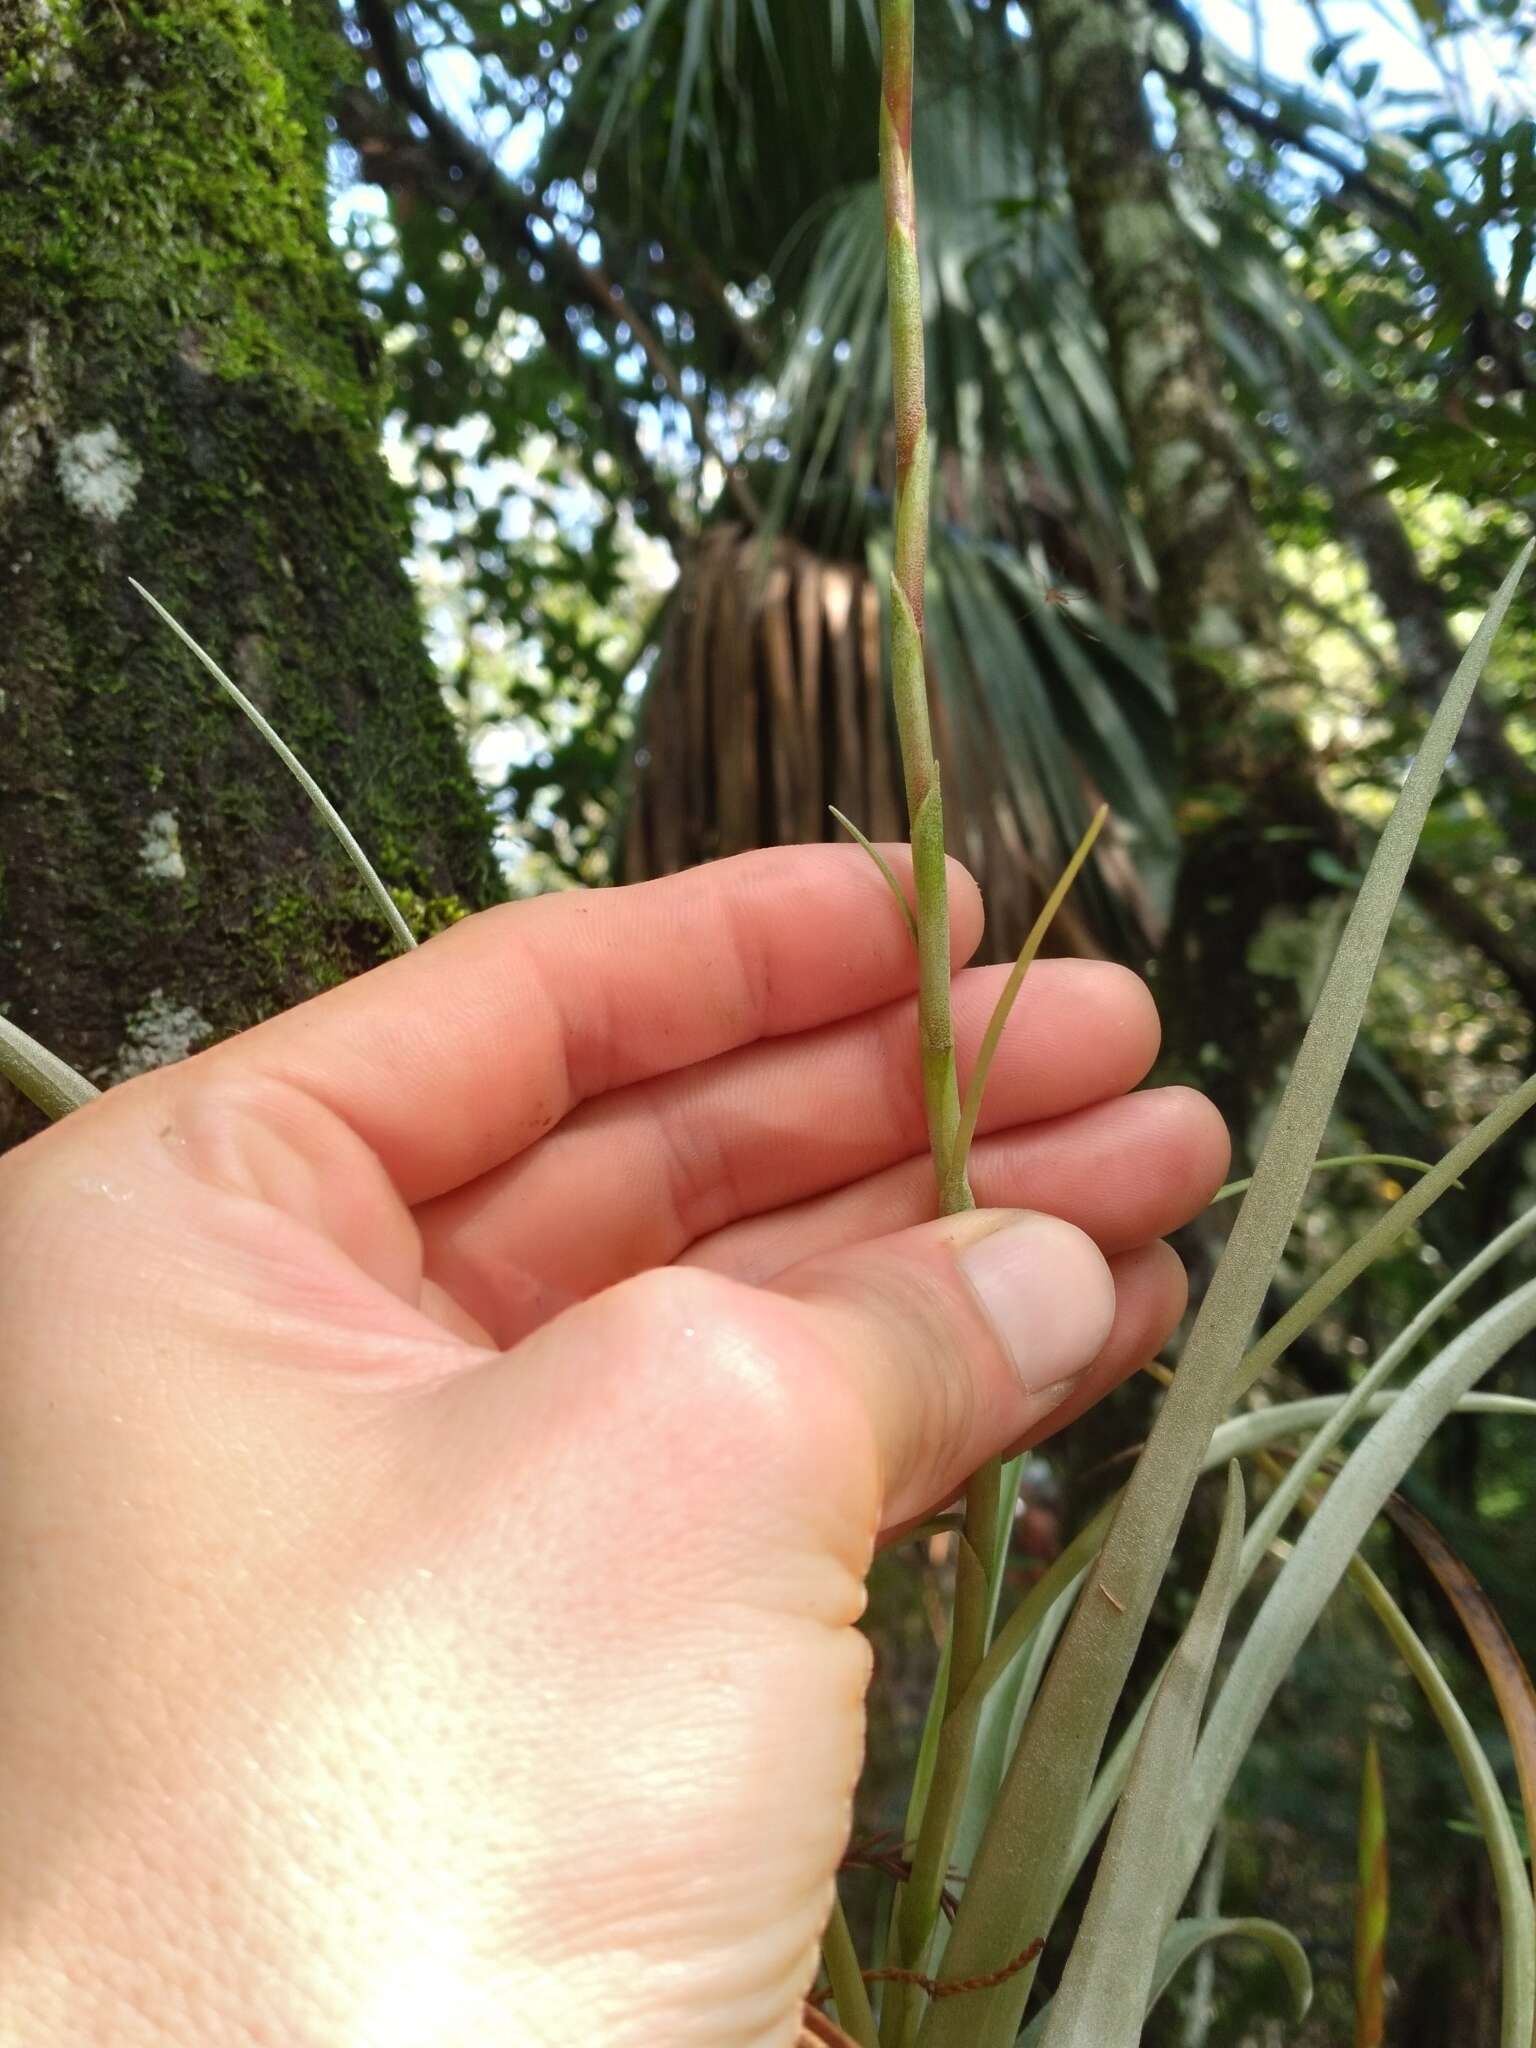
[0,0,498,1147]
[1023,0,1342,1142]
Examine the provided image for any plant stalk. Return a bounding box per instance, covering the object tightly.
[877,0,968,1204]
[875,5,998,2035]
[823,1889,880,2048]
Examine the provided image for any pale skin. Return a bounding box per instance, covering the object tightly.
[0,847,1227,2046]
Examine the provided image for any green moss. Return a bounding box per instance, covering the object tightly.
[2,0,371,425]
[393,888,476,939]
[248,881,380,995]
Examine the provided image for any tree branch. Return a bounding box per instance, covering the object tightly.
[1283,356,1536,872]
[1410,856,1536,1021]
[1148,0,1422,240]
[352,0,763,528]
[337,107,688,551]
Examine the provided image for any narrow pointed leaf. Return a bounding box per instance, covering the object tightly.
[923,546,1532,2048]
[0,1014,99,1120]
[1383,1494,1536,1922]
[946,804,1106,1201]
[1036,1467,1246,2048]
[1356,1737,1388,2048]
[1055,1201,1536,1932]
[1019,1917,1312,2045]
[1211,1152,1443,1204]
[1147,1918,1312,2027]
[131,582,417,953]
[830,807,919,943]
[1180,1282,1536,2045]
[1347,1556,1532,2048]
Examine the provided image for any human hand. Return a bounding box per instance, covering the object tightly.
[0,848,1226,2046]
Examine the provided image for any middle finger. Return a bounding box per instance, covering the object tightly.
[417,958,1160,1345]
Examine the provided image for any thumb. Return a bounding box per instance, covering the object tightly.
[475,1208,1118,1552]
[416,1213,1115,2043]
[767,1208,1117,1532]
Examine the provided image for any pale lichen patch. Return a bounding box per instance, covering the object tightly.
[1192,604,1244,653]
[1146,436,1204,501]
[17,0,81,83]
[140,809,187,882]
[0,324,57,511]
[1099,199,1176,276]
[111,991,213,1080]
[1121,329,1189,414]
[57,423,142,523]
[1182,478,1240,533]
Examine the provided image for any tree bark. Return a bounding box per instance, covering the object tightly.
[1024,0,1343,1142]
[0,0,499,1147]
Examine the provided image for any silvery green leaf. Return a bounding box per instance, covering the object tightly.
[922,544,1533,2048]
[1019,1915,1312,2046]
[1183,1282,1536,2044]
[131,582,417,954]
[1035,1467,1246,2048]
[0,1014,99,1120]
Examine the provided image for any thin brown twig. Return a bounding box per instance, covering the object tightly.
[807,1936,1046,2010]
[838,1832,961,1919]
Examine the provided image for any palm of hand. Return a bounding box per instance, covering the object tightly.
[0,850,1223,2045]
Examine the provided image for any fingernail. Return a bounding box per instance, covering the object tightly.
[957,1213,1116,1393]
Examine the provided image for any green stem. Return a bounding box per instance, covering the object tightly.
[874,5,997,2030]
[823,1888,881,2048]
[878,0,966,1207]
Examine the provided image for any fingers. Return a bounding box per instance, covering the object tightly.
[685,1085,1227,1288]
[415,960,1161,1344]
[178,846,984,1206]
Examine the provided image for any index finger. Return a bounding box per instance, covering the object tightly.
[192,845,984,1205]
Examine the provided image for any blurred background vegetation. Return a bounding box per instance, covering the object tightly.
[3,0,1535,2038]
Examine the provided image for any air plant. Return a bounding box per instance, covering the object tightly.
[795,6,1536,2045]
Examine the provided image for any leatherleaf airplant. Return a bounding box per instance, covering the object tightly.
[803,5,1536,2046]
[2,13,1534,2045]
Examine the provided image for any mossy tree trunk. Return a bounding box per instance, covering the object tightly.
[0,0,499,1147]
[1023,0,1342,1145]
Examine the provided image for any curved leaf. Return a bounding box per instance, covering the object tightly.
[1020,1916,1313,2046]
[1149,1917,1313,2028]
[1183,1281,1536,2045]
[1348,1553,1530,2048]
[131,583,417,954]
[1383,1494,1536,1924]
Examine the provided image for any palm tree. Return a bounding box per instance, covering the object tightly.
[342,0,1177,961]
[337,0,1536,1126]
